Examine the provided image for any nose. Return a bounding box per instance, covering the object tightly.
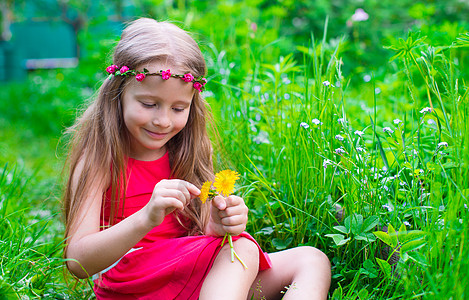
[153,109,171,128]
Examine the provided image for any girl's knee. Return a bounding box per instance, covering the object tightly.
[232,237,260,270]
[295,246,331,270]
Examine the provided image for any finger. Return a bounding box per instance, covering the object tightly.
[222,224,246,236]
[174,180,201,198]
[224,195,243,207]
[217,205,247,219]
[212,195,227,211]
[161,188,190,203]
[163,198,185,214]
[219,214,247,226]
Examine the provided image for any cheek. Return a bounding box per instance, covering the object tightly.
[175,111,191,131]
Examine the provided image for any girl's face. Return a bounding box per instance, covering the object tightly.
[122,64,194,161]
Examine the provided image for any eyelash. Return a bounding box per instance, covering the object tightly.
[141,102,185,112]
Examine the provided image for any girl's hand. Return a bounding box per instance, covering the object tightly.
[205,195,248,237]
[142,179,200,228]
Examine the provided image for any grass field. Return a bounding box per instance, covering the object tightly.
[0,6,468,299]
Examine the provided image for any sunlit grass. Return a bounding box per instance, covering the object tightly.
[0,25,467,299]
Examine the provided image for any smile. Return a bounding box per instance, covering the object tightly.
[144,128,168,139]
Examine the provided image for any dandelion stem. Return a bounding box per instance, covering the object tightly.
[223,233,248,269]
[228,234,235,262]
[221,233,228,247]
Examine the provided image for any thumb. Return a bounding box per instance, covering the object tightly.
[212,195,226,211]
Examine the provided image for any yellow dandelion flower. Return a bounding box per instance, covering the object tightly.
[214,170,239,196]
[200,181,213,203]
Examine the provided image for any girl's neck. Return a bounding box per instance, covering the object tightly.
[128,147,167,162]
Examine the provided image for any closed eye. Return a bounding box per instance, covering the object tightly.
[141,102,155,108]
[172,107,185,112]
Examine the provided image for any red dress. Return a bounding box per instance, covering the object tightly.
[94,152,272,299]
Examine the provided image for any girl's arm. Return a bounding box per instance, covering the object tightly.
[204,195,249,237]
[65,159,200,279]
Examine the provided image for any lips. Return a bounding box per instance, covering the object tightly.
[144,128,168,139]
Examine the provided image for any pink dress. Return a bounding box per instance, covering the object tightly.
[94,152,272,299]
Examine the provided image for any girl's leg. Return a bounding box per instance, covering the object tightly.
[249,246,331,300]
[199,237,260,300]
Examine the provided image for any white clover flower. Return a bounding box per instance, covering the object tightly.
[284,93,291,100]
[382,204,393,212]
[323,80,331,87]
[393,119,402,125]
[404,221,411,227]
[253,86,261,93]
[375,87,381,94]
[354,130,365,137]
[338,118,345,124]
[312,119,323,125]
[437,142,448,147]
[363,75,371,82]
[427,119,436,125]
[335,134,344,141]
[356,147,366,153]
[300,122,310,129]
[383,127,394,134]
[352,8,369,22]
[335,148,346,154]
[420,107,432,114]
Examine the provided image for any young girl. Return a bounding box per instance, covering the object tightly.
[63,17,331,299]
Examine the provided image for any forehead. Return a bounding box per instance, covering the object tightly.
[124,62,195,101]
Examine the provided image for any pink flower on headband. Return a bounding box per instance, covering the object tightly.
[106,65,118,74]
[182,73,194,82]
[120,66,129,73]
[161,69,172,80]
[193,82,203,92]
[136,73,146,82]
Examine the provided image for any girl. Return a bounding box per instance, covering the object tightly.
[63,18,331,299]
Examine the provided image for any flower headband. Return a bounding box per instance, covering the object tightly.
[106,65,207,92]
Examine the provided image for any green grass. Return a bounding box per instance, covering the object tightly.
[0,17,468,300]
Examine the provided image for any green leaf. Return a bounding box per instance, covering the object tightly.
[344,215,352,232]
[256,227,274,235]
[271,237,293,250]
[358,288,369,299]
[376,258,392,278]
[387,224,398,248]
[350,214,364,235]
[362,259,379,279]
[355,232,376,242]
[399,230,426,244]
[407,251,429,266]
[362,216,379,233]
[398,223,407,236]
[373,230,393,247]
[400,238,427,255]
[325,234,351,246]
[333,225,349,234]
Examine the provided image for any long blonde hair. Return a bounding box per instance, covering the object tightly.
[63,18,214,243]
